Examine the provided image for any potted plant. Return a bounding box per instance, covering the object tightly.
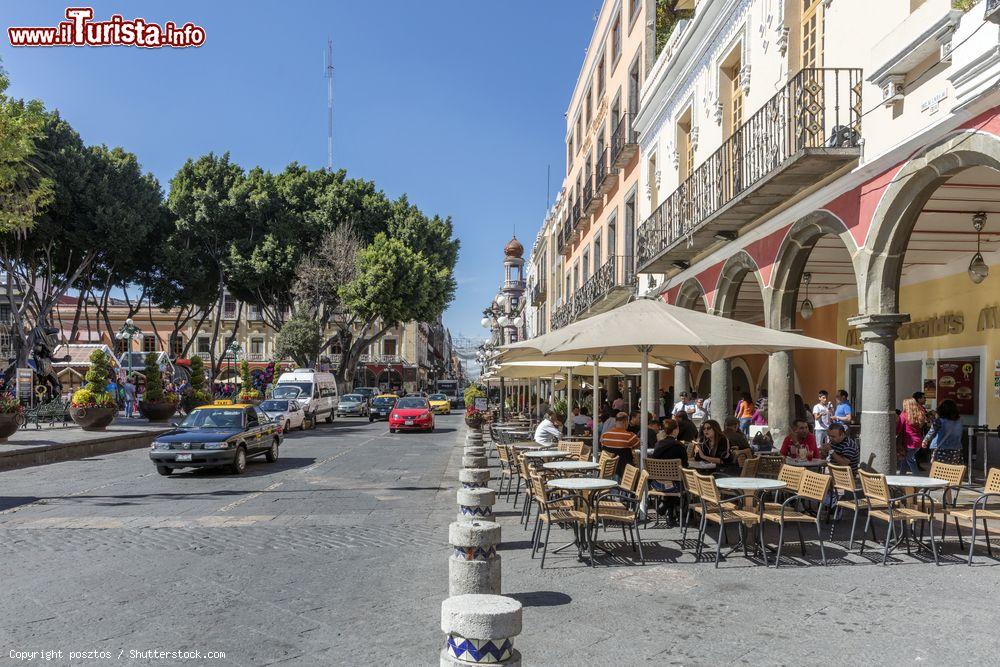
[463,385,486,428]
[138,352,177,421]
[0,394,24,441]
[237,359,261,404]
[70,349,118,431]
[181,355,213,413]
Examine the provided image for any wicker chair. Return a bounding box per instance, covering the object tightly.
[495,444,515,500]
[760,470,832,567]
[646,458,684,525]
[926,460,968,546]
[563,441,586,460]
[620,464,640,494]
[757,454,785,479]
[594,470,649,564]
[858,470,939,566]
[740,456,760,478]
[764,465,805,510]
[827,463,880,550]
[598,451,619,479]
[950,467,1000,565]
[695,473,763,568]
[528,474,592,568]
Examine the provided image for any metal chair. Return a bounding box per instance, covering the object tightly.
[827,463,879,550]
[695,473,763,568]
[858,470,939,566]
[594,470,649,564]
[528,474,592,568]
[760,470,831,567]
[950,467,1000,565]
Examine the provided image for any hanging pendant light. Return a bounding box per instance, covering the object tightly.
[968,212,989,284]
[799,272,814,320]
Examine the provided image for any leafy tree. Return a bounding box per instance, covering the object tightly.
[188,355,206,392]
[655,1,695,56]
[71,349,115,407]
[275,310,322,368]
[143,352,164,402]
[0,65,52,233]
[463,384,485,409]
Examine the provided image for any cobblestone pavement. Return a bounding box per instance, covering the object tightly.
[0,416,462,666]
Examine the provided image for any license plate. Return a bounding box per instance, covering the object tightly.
[175,453,192,461]
[405,420,414,425]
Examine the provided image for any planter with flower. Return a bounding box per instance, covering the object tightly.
[138,352,178,422]
[237,360,262,405]
[0,394,24,441]
[181,355,213,413]
[70,349,118,431]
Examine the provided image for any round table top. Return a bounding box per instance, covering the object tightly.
[716,477,787,491]
[543,460,599,472]
[548,477,617,491]
[559,439,587,444]
[884,475,949,489]
[785,458,826,467]
[687,461,717,470]
[511,442,542,450]
[522,450,571,459]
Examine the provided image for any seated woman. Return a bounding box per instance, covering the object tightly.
[693,419,734,468]
[674,410,699,442]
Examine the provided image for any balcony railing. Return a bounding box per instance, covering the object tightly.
[636,67,862,273]
[569,197,581,243]
[551,299,575,331]
[582,170,597,216]
[359,354,404,365]
[530,279,547,306]
[572,255,638,319]
[595,147,617,197]
[246,352,265,361]
[610,112,638,168]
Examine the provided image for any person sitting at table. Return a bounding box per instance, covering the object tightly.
[675,410,699,443]
[569,406,590,435]
[780,418,819,460]
[533,411,562,446]
[694,419,734,467]
[649,420,687,524]
[823,421,860,471]
[691,398,707,420]
[724,416,750,452]
[600,412,639,479]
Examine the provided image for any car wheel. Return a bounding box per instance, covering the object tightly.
[230,447,247,475]
[326,411,334,423]
[155,465,173,476]
[264,440,279,463]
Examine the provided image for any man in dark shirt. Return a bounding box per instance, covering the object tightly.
[824,422,861,471]
[724,416,750,451]
[675,411,698,442]
[649,419,687,525]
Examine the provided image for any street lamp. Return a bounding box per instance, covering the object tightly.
[115,317,142,384]
[226,341,242,397]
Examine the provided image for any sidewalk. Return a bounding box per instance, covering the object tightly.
[0,418,171,471]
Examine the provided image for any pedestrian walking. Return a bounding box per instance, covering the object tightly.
[123,377,136,419]
[735,391,754,435]
[897,397,927,475]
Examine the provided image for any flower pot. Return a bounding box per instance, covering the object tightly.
[0,413,19,441]
[70,406,117,431]
[139,400,176,422]
[464,413,484,429]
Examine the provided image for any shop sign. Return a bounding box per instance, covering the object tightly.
[846,313,963,346]
[937,360,976,415]
[994,360,1000,400]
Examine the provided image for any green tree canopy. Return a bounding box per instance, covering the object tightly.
[0,66,52,233]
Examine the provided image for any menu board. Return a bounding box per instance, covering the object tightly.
[937,360,976,415]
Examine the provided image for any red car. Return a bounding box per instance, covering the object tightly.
[388,396,435,433]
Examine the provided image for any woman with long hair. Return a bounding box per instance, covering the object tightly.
[923,399,964,465]
[734,391,754,435]
[897,397,928,475]
[694,419,732,466]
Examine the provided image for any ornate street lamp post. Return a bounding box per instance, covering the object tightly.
[115,318,142,384]
[226,341,242,397]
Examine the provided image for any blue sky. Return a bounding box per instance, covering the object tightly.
[1,0,602,344]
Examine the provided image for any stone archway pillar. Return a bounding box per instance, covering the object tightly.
[710,359,732,424]
[674,361,691,398]
[848,313,909,472]
[767,350,794,443]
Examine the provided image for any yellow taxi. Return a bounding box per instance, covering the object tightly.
[428,393,452,415]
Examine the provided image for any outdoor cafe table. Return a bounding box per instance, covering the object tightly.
[785,458,826,468]
[543,460,599,475]
[716,477,786,509]
[547,477,620,562]
[883,476,948,553]
[687,461,717,471]
[511,442,543,451]
[522,450,572,465]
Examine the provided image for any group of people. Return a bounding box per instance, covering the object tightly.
[897,391,964,473]
[103,376,190,418]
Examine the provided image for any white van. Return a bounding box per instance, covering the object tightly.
[273,369,339,423]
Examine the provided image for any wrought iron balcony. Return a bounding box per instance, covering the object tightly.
[572,255,638,320]
[583,170,600,216]
[568,197,581,244]
[595,147,617,197]
[245,352,265,361]
[610,112,638,169]
[530,279,547,306]
[636,67,862,274]
[551,299,575,331]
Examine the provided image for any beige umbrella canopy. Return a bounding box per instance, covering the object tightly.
[495,360,667,379]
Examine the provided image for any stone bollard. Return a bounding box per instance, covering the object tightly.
[463,446,487,458]
[448,521,501,595]
[466,431,483,443]
[457,487,495,522]
[441,594,522,666]
[458,468,491,489]
[462,455,488,469]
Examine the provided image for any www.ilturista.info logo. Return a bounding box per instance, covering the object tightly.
[8,7,206,48]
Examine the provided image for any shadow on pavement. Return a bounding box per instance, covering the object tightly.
[507,591,572,607]
[0,496,42,512]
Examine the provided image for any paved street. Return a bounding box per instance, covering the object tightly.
[5,418,1000,666]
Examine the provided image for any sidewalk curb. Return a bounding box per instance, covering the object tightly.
[0,429,172,472]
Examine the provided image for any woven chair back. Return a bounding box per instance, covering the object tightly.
[565,442,585,458]
[828,463,857,493]
[777,465,805,493]
[798,470,831,503]
[646,457,683,482]
[620,464,640,492]
[598,451,619,479]
[681,467,701,499]
[696,473,721,505]
[858,470,890,503]
[635,469,650,500]
[757,454,785,479]
[740,457,759,478]
[985,468,1000,494]
[928,461,966,487]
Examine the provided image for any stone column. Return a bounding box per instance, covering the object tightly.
[457,487,496,522]
[848,313,909,472]
[767,349,794,443]
[645,369,660,418]
[605,377,620,404]
[674,361,691,398]
[441,594,522,666]
[710,358,732,424]
[448,521,501,595]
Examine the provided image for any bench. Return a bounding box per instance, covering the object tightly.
[24,399,71,429]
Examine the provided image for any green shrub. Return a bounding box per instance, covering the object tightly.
[143,352,164,402]
[188,355,206,392]
[464,384,485,409]
[72,349,116,407]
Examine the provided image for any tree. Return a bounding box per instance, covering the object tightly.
[0,65,52,234]
[71,349,115,407]
[143,352,164,402]
[274,310,322,368]
[655,1,695,56]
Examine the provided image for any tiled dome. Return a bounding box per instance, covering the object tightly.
[504,235,524,258]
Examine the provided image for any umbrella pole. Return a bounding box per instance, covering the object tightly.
[638,345,651,520]
[566,369,573,439]
[591,357,601,463]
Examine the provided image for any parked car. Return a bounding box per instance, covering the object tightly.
[369,394,397,422]
[388,396,434,433]
[149,402,281,475]
[428,393,452,415]
[259,398,306,432]
[336,393,370,417]
[274,369,338,424]
[354,387,379,403]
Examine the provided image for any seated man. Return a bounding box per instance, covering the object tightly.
[824,421,860,471]
[533,410,563,446]
[649,419,687,525]
[780,418,820,459]
[724,416,750,452]
[600,412,639,479]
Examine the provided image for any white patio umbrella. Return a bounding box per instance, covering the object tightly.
[502,298,853,469]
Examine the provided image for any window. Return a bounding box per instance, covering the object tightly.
[223,294,237,319]
[250,337,264,355]
[142,335,157,353]
[0,303,10,323]
[607,212,618,257]
[567,142,573,174]
[801,0,824,68]
[597,55,606,98]
[585,85,592,126]
[611,13,622,65]
[677,107,694,181]
[629,0,641,28]
[248,304,262,320]
[197,336,210,354]
[572,264,579,292]
[628,55,641,117]
[624,192,637,276]
[170,334,184,357]
[582,249,591,283]
[384,338,397,356]
[115,339,128,354]
[593,230,602,269]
